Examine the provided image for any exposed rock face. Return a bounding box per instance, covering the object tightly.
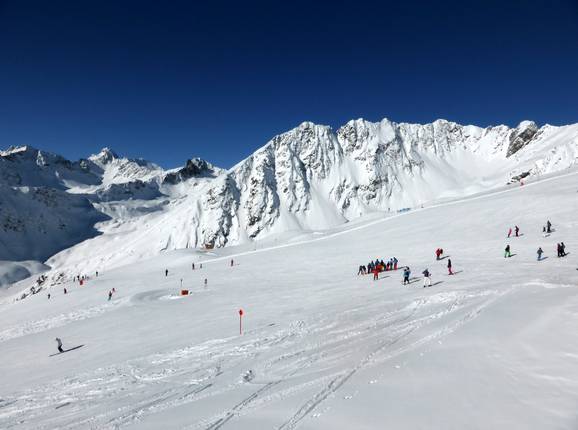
[507,121,539,157]
[163,158,219,184]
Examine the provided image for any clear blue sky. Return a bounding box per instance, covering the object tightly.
[0,0,577,168]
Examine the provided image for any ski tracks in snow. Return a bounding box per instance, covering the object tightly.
[0,287,514,429]
[0,298,129,343]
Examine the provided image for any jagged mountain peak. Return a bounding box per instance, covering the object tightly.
[88,147,120,165]
[162,157,222,184]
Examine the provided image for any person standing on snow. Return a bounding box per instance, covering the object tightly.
[504,245,512,258]
[373,266,379,281]
[422,269,431,288]
[547,220,552,233]
[515,225,520,237]
[537,247,544,261]
[108,290,113,301]
[393,257,398,270]
[507,228,512,238]
[192,263,195,270]
[230,259,234,267]
[55,337,64,353]
[447,258,453,275]
[560,242,567,257]
[403,267,411,285]
[165,269,168,277]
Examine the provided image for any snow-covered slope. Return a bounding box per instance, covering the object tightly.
[3,118,578,281]
[1,169,578,429]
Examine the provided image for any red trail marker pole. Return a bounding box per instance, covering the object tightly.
[239,309,244,335]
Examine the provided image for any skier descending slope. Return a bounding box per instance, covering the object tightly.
[422,269,431,288]
[55,337,63,353]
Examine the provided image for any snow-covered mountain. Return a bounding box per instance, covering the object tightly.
[188,118,578,249]
[2,117,578,280]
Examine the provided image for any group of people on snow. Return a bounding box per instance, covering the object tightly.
[557,242,568,258]
[358,257,399,279]
[507,225,521,238]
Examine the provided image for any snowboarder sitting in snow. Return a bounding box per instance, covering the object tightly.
[56,337,63,353]
[422,269,431,288]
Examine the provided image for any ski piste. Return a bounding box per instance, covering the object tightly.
[2,168,578,428]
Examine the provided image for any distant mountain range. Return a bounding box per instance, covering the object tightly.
[1,117,577,281]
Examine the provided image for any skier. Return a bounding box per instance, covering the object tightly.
[515,225,519,237]
[422,269,431,288]
[96,271,99,277]
[537,247,543,261]
[447,258,453,275]
[64,288,68,294]
[165,269,168,277]
[403,267,411,285]
[507,227,512,238]
[373,266,379,281]
[108,290,112,301]
[56,337,63,353]
[47,293,51,299]
[561,242,567,257]
[192,262,195,270]
[357,265,365,275]
[393,257,398,270]
[547,220,552,233]
[504,244,511,258]
[204,278,208,287]
[230,259,234,267]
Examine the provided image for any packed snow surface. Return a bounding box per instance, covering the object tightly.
[1,169,577,429]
